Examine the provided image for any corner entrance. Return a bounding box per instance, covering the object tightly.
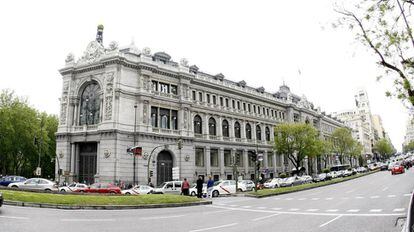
[78,143,97,184]
[157,150,173,186]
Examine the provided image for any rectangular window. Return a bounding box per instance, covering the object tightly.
[253,105,256,113]
[220,97,223,106]
[237,101,240,110]
[276,154,282,167]
[243,103,246,111]
[224,150,231,167]
[159,82,169,93]
[267,108,269,116]
[210,149,219,167]
[235,150,243,167]
[258,107,261,114]
[152,81,158,91]
[207,94,210,103]
[170,85,178,95]
[192,91,196,101]
[268,153,274,167]
[248,152,255,167]
[213,95,217,105]
[225,98,229,107]
[248,104,251,112]
[171,110,178,130]
[195,148,205,167]
[151,107,158,127]
[294,113,300,122]
[232,100,235,108]
[160,108,170,129]
[199,92,203,102]
[271,110,274,117]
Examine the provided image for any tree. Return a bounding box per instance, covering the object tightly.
[348,140,364,167]
[336,0,414,107]
[274,123,325,175]
[374,138,394,159]
[0,89,58,178]
[403,140,414,152]
[319,139,334,169]
[331,128,355,164]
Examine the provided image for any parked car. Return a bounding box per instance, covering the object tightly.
[59,183,88,192]
[380,163,388,171]
[75,183,121,194]
[299,175,313,184]
[264,178,281,188]
[153,181,182,194]
[8,178,58,192]
[312,173,330,182]
[0,192,2,207]
[0,176,26,187]
[280,176,302,187]
[211,180,236,197]
[189,183,207,196]
[356,167,367,173]
[121,185,154,195]
[391,165,405,175]
[327,171,338,179]
[238,180,256,192]
[343,169,353,177]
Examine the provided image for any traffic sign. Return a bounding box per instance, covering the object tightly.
[35,167,41,176]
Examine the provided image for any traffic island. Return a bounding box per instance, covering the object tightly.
[247,171,380,198]
[1,190,211,210]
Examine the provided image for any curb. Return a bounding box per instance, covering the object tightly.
[3,200,212,210]
[245,170,380,198]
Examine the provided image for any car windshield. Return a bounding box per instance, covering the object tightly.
[213,181,222,186]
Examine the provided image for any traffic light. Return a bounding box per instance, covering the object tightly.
[150,170,154,177]
[235,154,241,165]
[178,138,183,149]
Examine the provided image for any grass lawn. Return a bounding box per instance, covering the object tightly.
[250,172,375,197]
[1,190,202,206]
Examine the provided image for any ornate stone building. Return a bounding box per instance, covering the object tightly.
[56,26,345,185]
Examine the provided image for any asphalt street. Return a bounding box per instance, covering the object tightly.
[1,170,414,232]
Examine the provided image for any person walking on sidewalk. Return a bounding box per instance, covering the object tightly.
[207,176,214,198]
[196,176,204,198]
[181,178,190,196]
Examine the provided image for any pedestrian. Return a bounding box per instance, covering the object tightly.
[196,176,204,198]
[207,176,214,198]
[181,178,190,196]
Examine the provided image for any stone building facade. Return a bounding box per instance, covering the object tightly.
[56,27,345,185]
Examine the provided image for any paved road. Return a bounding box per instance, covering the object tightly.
[1,170,413,232]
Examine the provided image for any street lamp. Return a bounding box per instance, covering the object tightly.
[133,104,137,185]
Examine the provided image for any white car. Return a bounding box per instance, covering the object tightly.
[264,178,281,188]
[211,180,236,197]
[189,183,207,196]
[238,180,255,192]
[299,175,313,184]
[153,181,182,194]
[121,185,154,195]
[8,178,58,192]
[59,183,88,192]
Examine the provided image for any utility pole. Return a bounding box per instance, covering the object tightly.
[133,104,137,185]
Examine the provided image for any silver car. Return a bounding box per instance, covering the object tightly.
[8,178,58,192]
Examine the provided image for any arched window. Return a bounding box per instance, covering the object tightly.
[208,117,216,135]
[194,115,202,134]
[234,121,241,138]
[246,123,252,139]
[222,119,229,137]
[265,127,270,141]
[79,82,101,125]
[256,125,262,141]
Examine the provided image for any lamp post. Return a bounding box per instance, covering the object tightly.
[133,104,137,185]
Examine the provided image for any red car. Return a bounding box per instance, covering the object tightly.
[391,165,405,175]
[75,183,121,194]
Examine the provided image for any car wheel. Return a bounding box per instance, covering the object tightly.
[109,191,116,195]
[237,188,243,192]
[45,189,52,192]
[212,190,219,198]
[60,189,66,192]
[79,190,85,193]
[125,192,131,195]
[252,187,256,191]
[191,191,196,196]
[11,185,18,188]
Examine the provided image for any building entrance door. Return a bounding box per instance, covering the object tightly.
[157,150,173,186]
[79,143,97,184]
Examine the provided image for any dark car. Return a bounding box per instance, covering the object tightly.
[380,163,388,171]
[75,183,121,194]
[0,176,26,187]
[0,192,3,207]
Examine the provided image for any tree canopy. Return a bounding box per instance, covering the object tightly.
[374,138,394,158]
[0,89,58,178]
[273,123,325,174]
[404,140,414,153]
[336,0,414,107]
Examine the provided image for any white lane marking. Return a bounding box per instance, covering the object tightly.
[393,208,405,212]
[387,195,396,198]
[274,197,281,200]
[347,209,360,213]
[306,209,319,212]
[140,215,185,220]
[285,198,294,201]
[203,209,233,215]
[346,190,355,194]
[370,196,379,199]
[311,198,320,200]
[241,206,251,208]
[404,194,411,197]
[319,215,342,228]
[0,216,29,220]
[326,209,339,212]
[382,187,388,191]
[272,207,282,210]
[289,208,299,211]
[325,197,333,200]
[370,209,383,213]
[355,196,365,199]
[229,205,238,207]
[61,219,116,222]
[251,214,279,222]
[298,198,307,200]
[256,206,266,209]
[189,223,238,232]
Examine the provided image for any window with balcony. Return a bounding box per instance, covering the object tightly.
[208,117,216,136]
[79,82,101,126]
[234,121,241,138]
[246,123,252,139]
[256,125,262,140]
[222,119,229,137]
[265,127,270,141]
[194,115,202,134]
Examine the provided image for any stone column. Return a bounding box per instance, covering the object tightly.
[70,143,76,175]
[219,147,225,177]
[243,149,249,175]
[273,152,277,174]
[205,147,211,176]
[75,144,80,182]
[263,150,268,170]
[229,118,235,140]
[270,125,275,142]
[252,122,257,143]
[178,108,184,131]
[203,114,209,137]
[241,120,246,141]
[217,116,223,140]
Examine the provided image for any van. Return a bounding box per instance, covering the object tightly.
[153,181,182,194]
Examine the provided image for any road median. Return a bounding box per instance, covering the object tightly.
[247,170,380,198]
[1,190,211,209]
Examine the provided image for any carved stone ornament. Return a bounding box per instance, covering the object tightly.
[104,149,111,159]
[143,101,149,124]
[142,47,151,56]
[185,154,190,161]
[180,58,189,67]
[60,96,67,125]
[108,41,119,51]
[59,151,64,159]
[65,53,75,63]
[79,41,105,64]
[104,72,115,120]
